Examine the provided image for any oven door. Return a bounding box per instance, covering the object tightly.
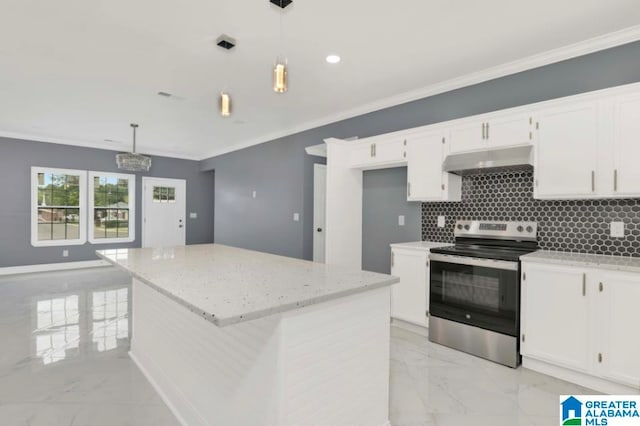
[429,254,519,337]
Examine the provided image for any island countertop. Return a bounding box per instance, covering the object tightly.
[97,244,398,327]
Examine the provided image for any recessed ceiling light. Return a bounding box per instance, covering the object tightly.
[326,54,341,64]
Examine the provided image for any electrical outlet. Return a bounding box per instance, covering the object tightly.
[437,216,446,228]
[293,213,300,222]
[610,221,625,238]
[398,215,405,226]
[189,212,197,219]
[62,250,69,257]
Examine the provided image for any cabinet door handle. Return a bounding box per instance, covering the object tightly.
[591,171,595,192]
[370,144,374,157]
[598,353,603,363]
[391,252,394,268]
[407,182,411,197]
[481,123,485,140]
[614,169,618,192]
[599,282,603,292]
[582,273,586,296]
[486,122,489,139]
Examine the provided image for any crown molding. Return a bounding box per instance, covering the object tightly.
[0,130,201,161]
[200,24,640,160]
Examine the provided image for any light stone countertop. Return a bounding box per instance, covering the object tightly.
[520,250,640,274]
[390,241,453,251]
[97,244,398,327]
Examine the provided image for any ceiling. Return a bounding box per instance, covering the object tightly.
[1,0,640,160]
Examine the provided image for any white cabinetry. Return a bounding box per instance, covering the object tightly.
[532,101,600,199]
[406,130,461,202]
[390,245,432,327]
[449,111,531,154]
[520,263,590,372]
[612,91,640,197]
[350,136,407,170]
[532,83,640,199]
[521,260,640,391]
[598,272,640,388]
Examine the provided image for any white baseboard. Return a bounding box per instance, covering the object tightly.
[523,357,640,395]
[0,259,110,276]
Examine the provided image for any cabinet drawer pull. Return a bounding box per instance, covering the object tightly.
[591,171,595,192]
[614,169,618,192]
[582,273,586,296]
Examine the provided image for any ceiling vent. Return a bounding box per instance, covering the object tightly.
[216,35,236,50]
[270,0,292,9]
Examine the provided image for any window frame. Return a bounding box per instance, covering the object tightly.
[88,171,136,244]
[31,166,87,247]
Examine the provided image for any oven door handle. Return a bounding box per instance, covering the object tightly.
[429,253,519,271]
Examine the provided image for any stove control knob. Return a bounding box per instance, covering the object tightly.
[517,225,524,232]
[464,224,470,231]
[526,226,534,233]
[457,224,463,230]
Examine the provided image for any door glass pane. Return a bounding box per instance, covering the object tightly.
[442,271,501,312]
[167,187,175,202]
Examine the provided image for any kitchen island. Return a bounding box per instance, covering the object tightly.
[98,244,398,426]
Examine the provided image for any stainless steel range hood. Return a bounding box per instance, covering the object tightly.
[442,145,533,176]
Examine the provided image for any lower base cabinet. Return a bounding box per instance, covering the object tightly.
[521,261,640,390]
[390,247,429,327]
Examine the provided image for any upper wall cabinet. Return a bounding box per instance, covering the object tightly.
[449,111,532,154]
[611,91,640,197]
[532,83,640,200]
[406,130,461,202]
[350,136,407,170]
[533,100,600,199]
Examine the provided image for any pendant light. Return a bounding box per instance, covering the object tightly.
[116,124,152,172]
[273,59,287,93]
[271,0,292,93]
[219,91,231,117]
[216,34,236,117]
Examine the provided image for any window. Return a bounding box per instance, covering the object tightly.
[31,167,87,246]
[89,172,135,243]
[152,185,176,203]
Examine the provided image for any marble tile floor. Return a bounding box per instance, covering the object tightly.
[0,267,597,425]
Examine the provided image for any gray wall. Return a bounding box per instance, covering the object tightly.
[205,40,640,270]
[0,137,214,267]
[363,168,421,274]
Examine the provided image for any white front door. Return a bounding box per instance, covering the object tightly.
[313,164,326,263]
[142,177,186,248]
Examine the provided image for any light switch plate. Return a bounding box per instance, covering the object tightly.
[398,215,405,226]
[437,216,446,228]
[189,212,197,219]
[252,190,257,198]
[293,213,300,222]
[610,221,625,238]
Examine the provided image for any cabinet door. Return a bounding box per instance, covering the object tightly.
[612,92,640,197]
[375,138,406,164]
[486,112,532,148]
[350,141,375,167]
[407,132,444,201]
[533,101,599,199]
[597,272,640,388]
[390,249,428,327]
[449,119,485,153]
[521,263,590,372]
